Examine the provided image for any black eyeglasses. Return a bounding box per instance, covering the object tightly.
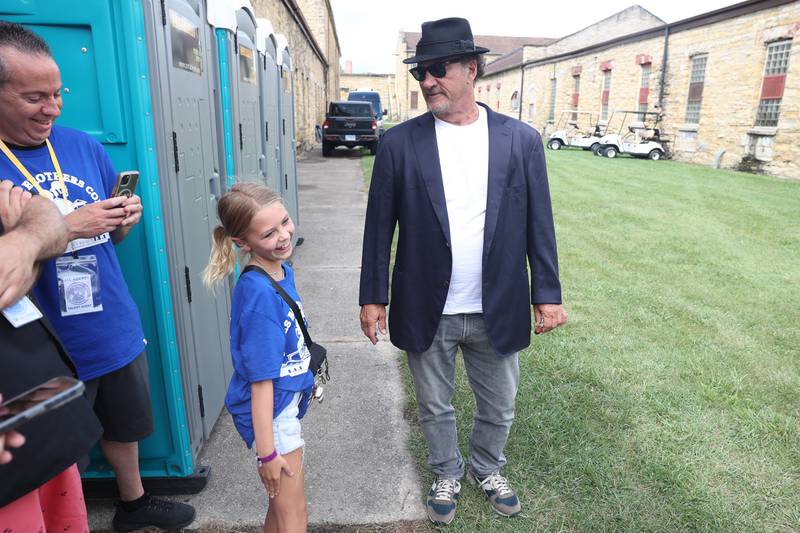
[409,59,458,82]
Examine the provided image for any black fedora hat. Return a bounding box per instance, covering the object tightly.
[403,17,489,64]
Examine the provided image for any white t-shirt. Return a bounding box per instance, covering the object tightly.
[434,105,489,315]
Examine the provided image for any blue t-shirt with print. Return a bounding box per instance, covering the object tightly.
[0,125,146,380]
[225,264,315,449]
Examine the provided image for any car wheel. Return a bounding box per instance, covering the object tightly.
[322,141,332,157]
[648,149,662,160]
[369,141,379,155]
[590,143,600,155]
[548,139,562,150]
[605,146,617,158]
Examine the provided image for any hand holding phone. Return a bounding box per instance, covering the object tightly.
[111,171,140,198]
[0,377,85,436]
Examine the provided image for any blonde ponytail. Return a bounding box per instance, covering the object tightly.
[203,225,237,288]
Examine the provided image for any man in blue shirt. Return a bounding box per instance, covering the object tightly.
[0,22,194,531]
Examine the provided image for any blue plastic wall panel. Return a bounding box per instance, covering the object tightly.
[215,29,236,188]
[3,0,193,478]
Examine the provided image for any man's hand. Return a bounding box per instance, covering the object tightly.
[534,303,567,335]
[66,196,127,240]
[118,194,143,227]
[0,394,27,465]
[360,303,387,345]
[0,180,32,229]
[112,194,143,244]
[0,232,38,309]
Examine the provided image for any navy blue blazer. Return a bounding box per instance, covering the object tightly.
[359,104,562,355]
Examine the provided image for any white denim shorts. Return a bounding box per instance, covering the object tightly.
[272,391,304,455]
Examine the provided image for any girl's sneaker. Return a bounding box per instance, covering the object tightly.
[468,471,522,517]
[426,478,461,525]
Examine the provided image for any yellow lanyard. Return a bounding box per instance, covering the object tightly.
[0,138,69,200]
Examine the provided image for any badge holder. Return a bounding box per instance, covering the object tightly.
[2,295,44,327]
[56,255,103,316]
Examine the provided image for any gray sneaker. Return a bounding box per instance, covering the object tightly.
[468,471,522,517]
[426,478,461,525]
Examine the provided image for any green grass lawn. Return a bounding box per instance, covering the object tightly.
[361,148,800,531]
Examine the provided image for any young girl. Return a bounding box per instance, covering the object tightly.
[203,183,313,532]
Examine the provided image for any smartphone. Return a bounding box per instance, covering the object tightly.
[0,376,85,435]
[111,170,140,198]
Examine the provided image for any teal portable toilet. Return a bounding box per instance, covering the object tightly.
[256,18,281,195]
[141,0,233,453]
[1,0,235,491]
[208,0,263,185]
[275,34,301,236]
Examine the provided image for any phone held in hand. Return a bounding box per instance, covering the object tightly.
[0,376,85,435]
[111,170,140,198]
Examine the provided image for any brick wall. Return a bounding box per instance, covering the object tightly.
[252,0,339,151]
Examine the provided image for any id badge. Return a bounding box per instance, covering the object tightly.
[67,232,110,253]
[51,198,110,253]
[56,255,103,316]
[2,295,44,327]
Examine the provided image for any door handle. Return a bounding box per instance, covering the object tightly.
[209,170,221,200]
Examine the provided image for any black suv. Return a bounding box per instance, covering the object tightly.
[322,101,379,156]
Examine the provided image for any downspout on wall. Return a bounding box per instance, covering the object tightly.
[658,24,670,110]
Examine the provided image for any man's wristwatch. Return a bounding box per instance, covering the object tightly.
[257,450,278,467]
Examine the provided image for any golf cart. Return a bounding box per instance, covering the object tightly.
[547,111,605,152]
[595,110,667,160]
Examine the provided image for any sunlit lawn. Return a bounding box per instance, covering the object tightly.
[362,148,800,531]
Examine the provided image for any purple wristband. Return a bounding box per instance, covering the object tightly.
[257,450,278,466]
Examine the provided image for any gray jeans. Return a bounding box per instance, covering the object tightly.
[407,314,520,479]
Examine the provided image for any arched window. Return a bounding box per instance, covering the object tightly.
[510,91,520,111]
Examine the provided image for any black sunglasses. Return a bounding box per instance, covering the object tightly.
[409,59,459,82]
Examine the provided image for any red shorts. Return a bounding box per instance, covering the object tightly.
[0,464,88,532]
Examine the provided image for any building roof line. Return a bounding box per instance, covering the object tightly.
[279,0,333,66]
[481,0,796,77]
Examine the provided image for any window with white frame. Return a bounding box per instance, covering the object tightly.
[548,77,557,122]
[511,91,519,112]
[601,70,611,120]
[755,40,792,127]
[684,54,708,124]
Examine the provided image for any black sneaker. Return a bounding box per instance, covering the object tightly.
[112,493,196,531]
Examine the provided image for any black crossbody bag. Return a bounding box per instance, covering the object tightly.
[242,265,329,383]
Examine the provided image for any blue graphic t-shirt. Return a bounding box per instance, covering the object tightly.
[225,264,315,448]
[0,126,146,380]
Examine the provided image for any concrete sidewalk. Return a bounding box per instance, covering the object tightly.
[87,148,425,531]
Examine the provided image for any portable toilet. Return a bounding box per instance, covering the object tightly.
[274,34,301,236]
[211,0,263,185]
[1,0,233,489]
[207,0,237,188]
[256,18,281,194]
[141,0,233,451]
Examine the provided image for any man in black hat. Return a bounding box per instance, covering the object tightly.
[359,17,567,525]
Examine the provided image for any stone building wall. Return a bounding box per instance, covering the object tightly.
[525,34,665,135]
[475,0,799,179]
[339,73,398,119]
[662,1,799,177]
[252,0,339,151]
[544,6,664,57]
